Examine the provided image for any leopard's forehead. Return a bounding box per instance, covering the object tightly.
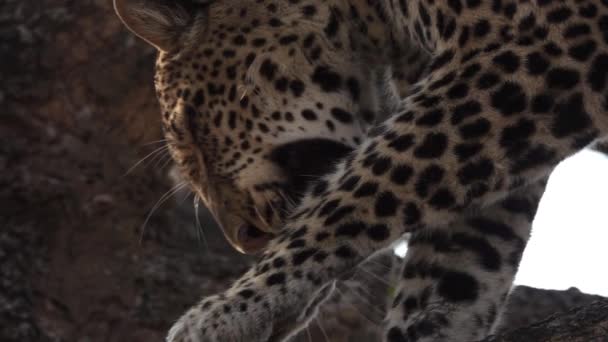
[153,2,369,152]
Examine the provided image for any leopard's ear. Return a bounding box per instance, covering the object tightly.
[114,0,200,52]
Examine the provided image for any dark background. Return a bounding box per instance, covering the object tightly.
[1,1,252,340]
[1,1,605,341]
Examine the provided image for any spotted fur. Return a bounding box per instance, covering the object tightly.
[115,0,608,341]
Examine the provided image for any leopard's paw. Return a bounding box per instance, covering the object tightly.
[167,281,336,342]
[166,292,273,342]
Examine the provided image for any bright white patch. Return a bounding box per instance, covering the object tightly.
[394,242,408,258]
[394,150,608,296]
[516,150,608,296]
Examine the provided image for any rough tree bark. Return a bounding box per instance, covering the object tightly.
[485,299,608,342]
[1,1,251,341]
[1,1,606,341]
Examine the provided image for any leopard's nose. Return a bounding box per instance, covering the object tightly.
[237,222,275,254]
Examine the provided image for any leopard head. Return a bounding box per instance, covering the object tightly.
[115,0,398,253]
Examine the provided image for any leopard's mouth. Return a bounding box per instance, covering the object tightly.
[237,222,276,254]
[234,139,355,255]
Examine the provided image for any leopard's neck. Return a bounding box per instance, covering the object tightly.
[325,0,438,60]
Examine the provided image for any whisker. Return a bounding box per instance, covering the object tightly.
[125,144,170,176]
[178,187,193,205]
[362,258,394,271]
[252,204,272,231]
[306,326,312,342]
[141,138,168,146]
[315,317,329,342]
[276,189,298,213]
[156,152,175,170]
[338,281,386,319]
[261,192,280,215]
[147,146,172,168]
[298,173,335,179]
[194,195,209,254]
[274,239,388,320]
[355,265,393,287]
[139,182,187,244]
[260,192,293,222]
[334,286,381,325]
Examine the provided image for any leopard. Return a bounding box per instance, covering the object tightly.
[114,0,608,341]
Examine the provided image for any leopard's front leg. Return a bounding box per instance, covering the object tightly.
[167,275,336,342]
[385,179,545,342]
